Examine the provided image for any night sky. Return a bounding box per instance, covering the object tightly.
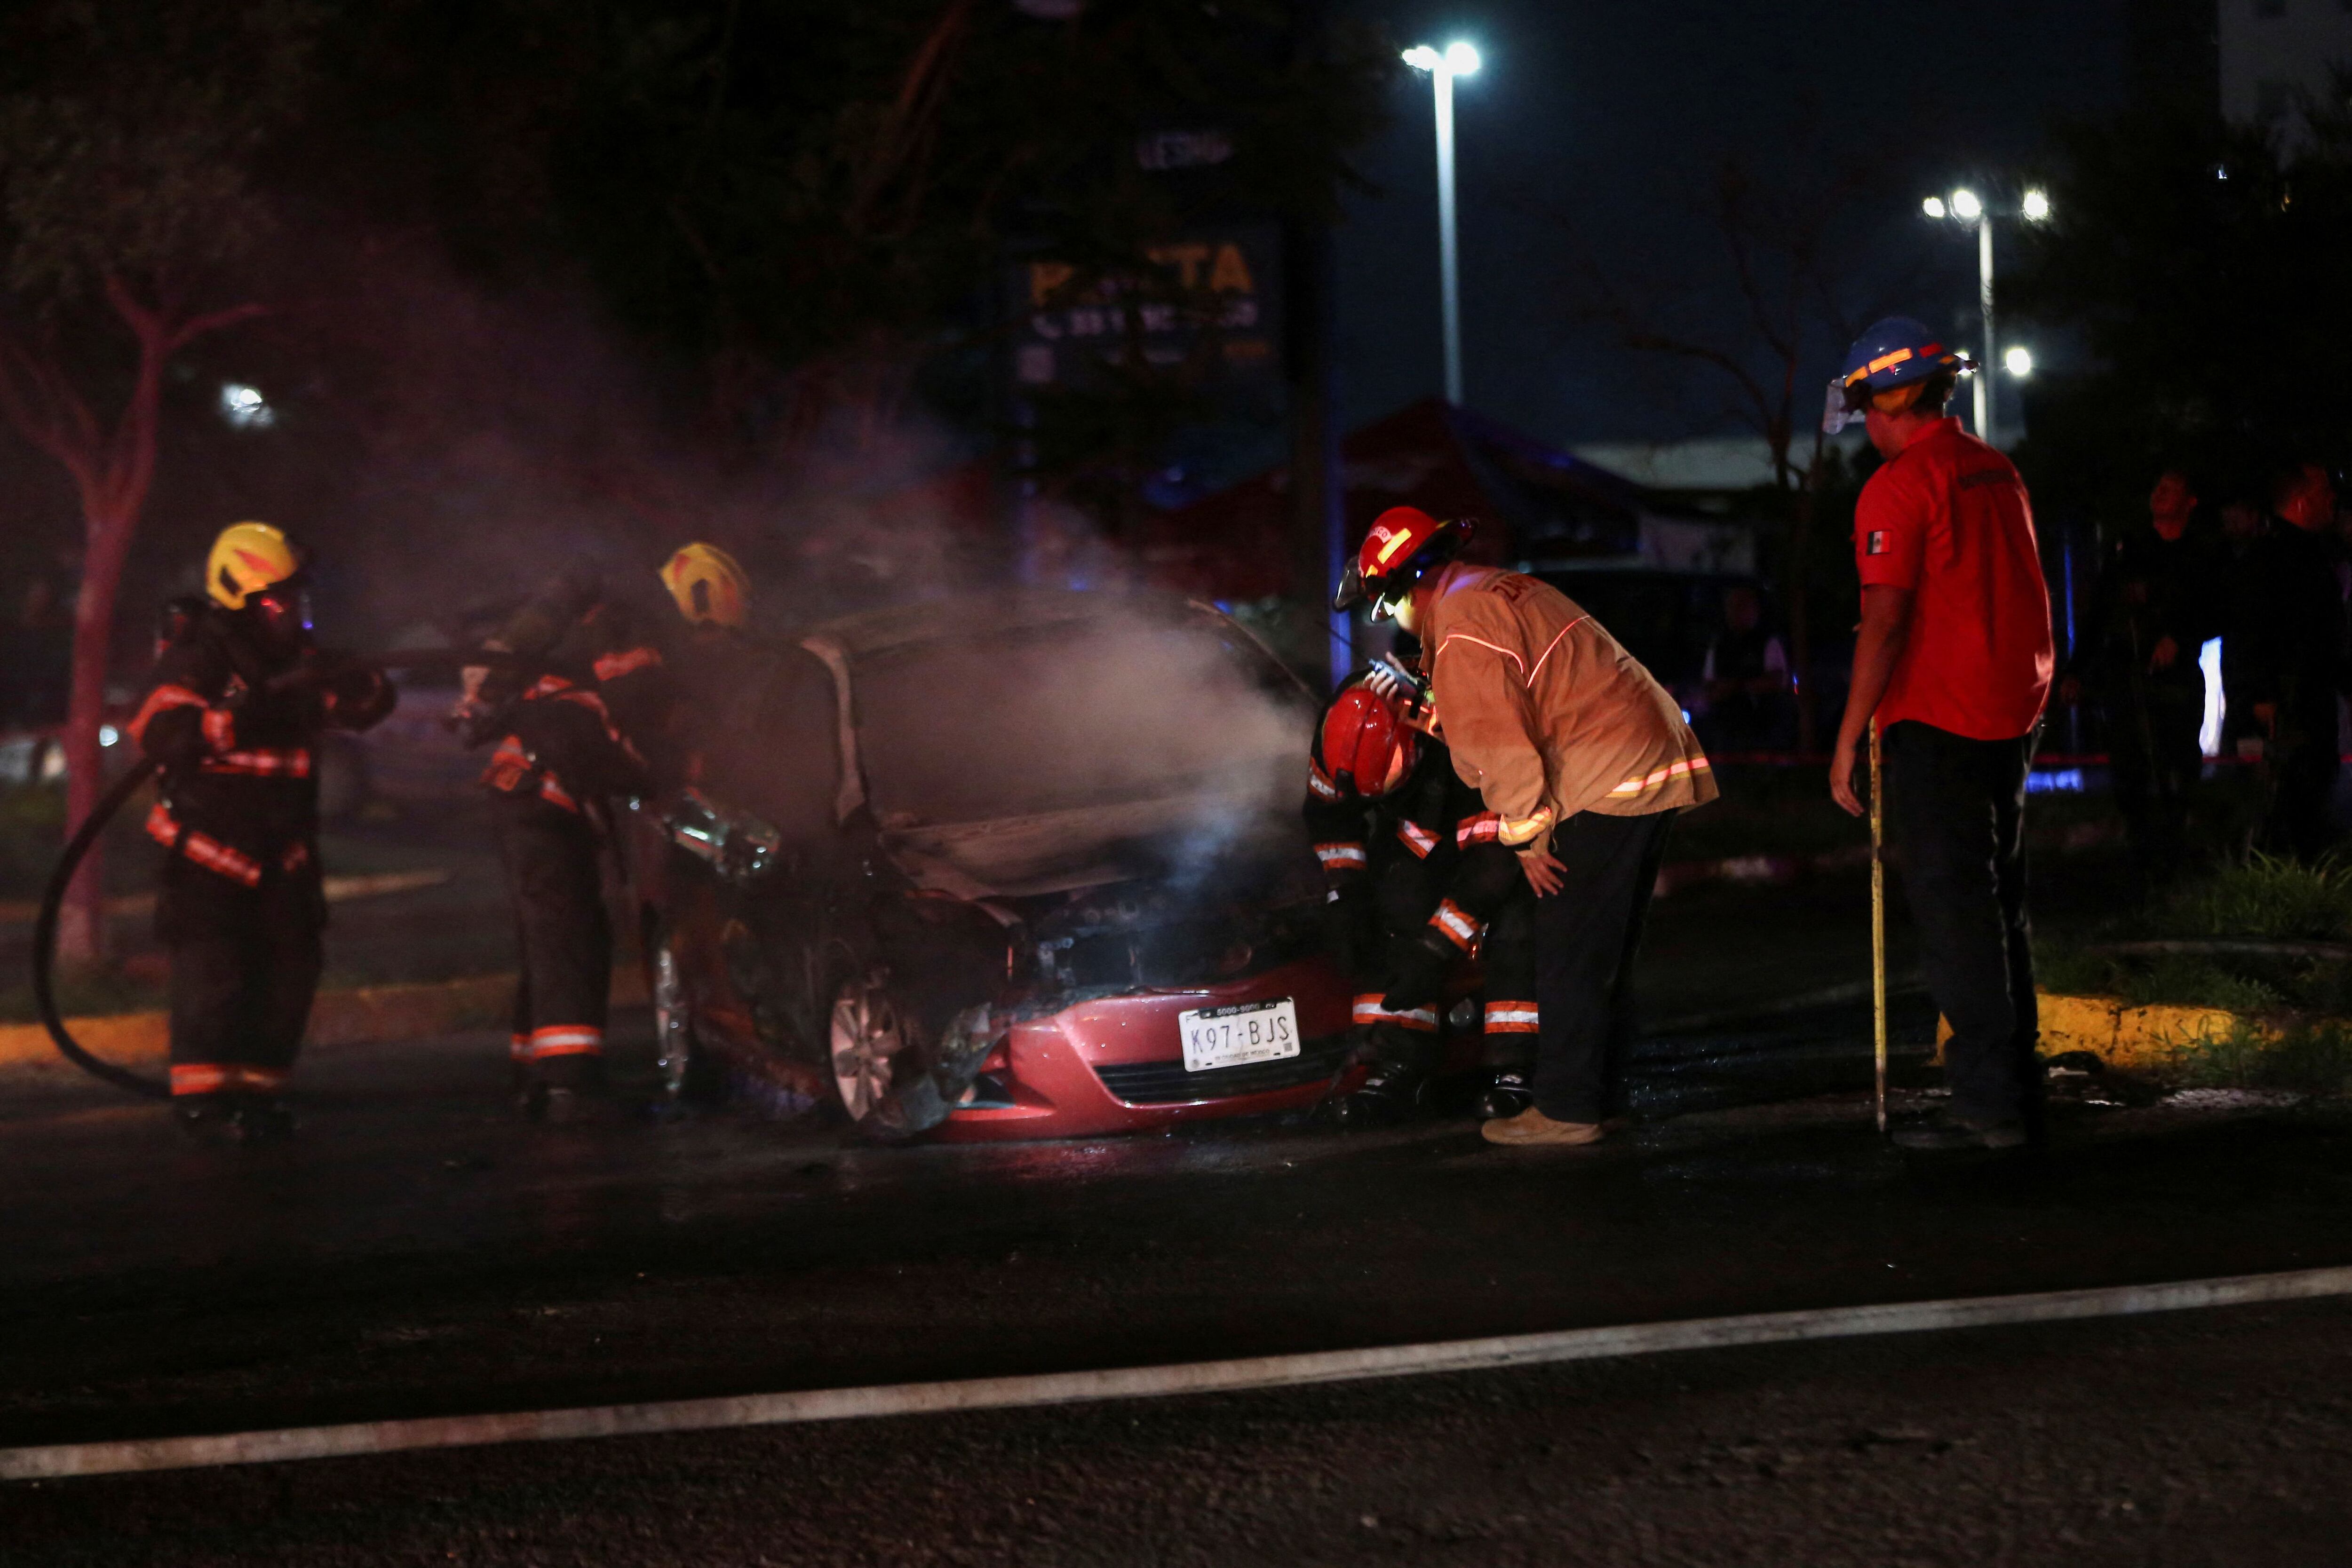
[1334,0,2130,449]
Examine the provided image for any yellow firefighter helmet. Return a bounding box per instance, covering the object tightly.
[659,542,749,629]
[206,521,303,610]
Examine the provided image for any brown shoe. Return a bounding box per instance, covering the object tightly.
[1480,1107,1607,1146]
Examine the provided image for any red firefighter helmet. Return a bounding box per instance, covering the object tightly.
[1321,684,1417,797]
[1332,506,1469,617]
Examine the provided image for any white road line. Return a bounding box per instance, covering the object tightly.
[7,1266,2350,1481]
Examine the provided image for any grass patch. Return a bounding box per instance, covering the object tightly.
[2157,852,2352,943]
[2165,1016,2352,1097]
[2039,852,2352,1020]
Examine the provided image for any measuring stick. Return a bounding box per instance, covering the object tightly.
[1870,718,1887,1134]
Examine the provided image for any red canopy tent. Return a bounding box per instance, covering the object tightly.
[1142,397,1672,601]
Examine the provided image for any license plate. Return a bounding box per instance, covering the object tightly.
[1178,998,1301,1072]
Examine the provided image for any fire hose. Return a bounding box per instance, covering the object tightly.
[30,647,545,1098]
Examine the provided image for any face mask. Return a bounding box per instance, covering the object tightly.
[250,588,313,647]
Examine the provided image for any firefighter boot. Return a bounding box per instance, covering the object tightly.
[519,1051,609,1125]
[173,1095,242,1146]
[1330,1023,1435,1128]
[232,1094,298,1145]
[1473,1068,1534,1120]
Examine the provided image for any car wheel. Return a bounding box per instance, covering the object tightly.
[829,974,911,1126]
[652,930,720,1102]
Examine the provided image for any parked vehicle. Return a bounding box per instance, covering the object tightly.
[632,588,1359,1141]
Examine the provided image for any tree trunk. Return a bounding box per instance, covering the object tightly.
[52,290,173,966]
[1788,428,1830,756]
[54,500,137,965]
[0,285,257,966]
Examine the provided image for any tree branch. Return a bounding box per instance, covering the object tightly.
[168,301,269,352]
[0,327,101,493]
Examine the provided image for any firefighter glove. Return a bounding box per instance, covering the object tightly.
[1381,923,1459,1015]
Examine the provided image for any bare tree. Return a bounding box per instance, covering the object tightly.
[1562,135,1913,751]
[0,5,310,961]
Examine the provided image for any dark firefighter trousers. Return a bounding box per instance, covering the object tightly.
[1530,809,1675,1126]
[1883,720,2044,1129]
[1357,844,1541,1076]
[160,854,325,1100]
[491,791,612,1084]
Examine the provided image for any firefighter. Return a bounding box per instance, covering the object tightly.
[128,522,396,1142]
[1304,647,1541,1125]
[1825,317,2054,1152]
[653,542,757,791]
[460,544,751,1119]
[1337,506,1716,1148]
[461,562,673,1119]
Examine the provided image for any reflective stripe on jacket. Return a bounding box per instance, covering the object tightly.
[1421,565,1716,839]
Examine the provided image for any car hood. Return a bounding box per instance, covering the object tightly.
[877,784,1303,900]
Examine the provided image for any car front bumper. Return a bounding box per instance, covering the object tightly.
[932,957,1357,1142]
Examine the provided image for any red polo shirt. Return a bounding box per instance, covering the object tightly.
[1854,417,2053,740]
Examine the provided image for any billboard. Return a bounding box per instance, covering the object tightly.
[1007,226,1284,396]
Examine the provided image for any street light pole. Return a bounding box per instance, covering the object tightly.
[1404,42,1481,407]
[1433,63,1462,406]
[1975,214,1996,448]
[1922,186,2049,449]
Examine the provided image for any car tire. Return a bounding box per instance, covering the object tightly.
[828,974,914,1129]
[652,928,722,1103]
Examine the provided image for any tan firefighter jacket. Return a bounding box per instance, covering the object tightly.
[1419,564,1717,851]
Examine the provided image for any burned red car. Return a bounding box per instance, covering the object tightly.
[633,588,1356,1140]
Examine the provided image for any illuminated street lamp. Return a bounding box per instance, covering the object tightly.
[1403,40,1481,406]
[1922,185,2050,447]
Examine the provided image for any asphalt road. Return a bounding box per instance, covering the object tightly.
[8,1297,2349,1567]
[2,867,2349,1561]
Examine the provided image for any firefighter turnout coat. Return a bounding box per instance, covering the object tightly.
[129,605,396,1097]
[472,567,670,1079]
[1419,564,1716,840]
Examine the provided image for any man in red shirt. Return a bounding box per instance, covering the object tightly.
[1826,318,2054,1151]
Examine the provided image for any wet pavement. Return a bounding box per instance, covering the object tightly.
[7,1295,2349,1566]
[3,984,2349,1446]
[2,871,2349,1560]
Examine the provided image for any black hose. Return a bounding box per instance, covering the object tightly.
[31,646,546,1098]
[32,759,169,1097]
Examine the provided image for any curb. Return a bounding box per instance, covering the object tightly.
[1939,989,2286,1076]
[0,967,650,1072]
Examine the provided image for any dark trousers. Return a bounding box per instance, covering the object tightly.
[1531,809,1675,1125]
[2259,701,2341,863]
[2101,681,2204,885]
[159,855,324,1098]
[492,792,612,1082]
[1883,721,2042,1126]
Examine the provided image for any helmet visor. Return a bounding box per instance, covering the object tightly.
[1823,378,1862,435]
